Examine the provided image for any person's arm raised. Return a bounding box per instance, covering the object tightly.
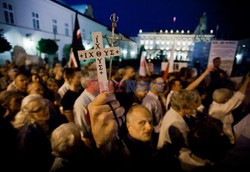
[186,66,214,90]
[239,73,250,94]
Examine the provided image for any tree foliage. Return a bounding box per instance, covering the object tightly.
[0,35,11,53]
[37,39,58,54]
[63,44,71,60]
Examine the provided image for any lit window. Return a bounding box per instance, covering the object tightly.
[52,19,57,34]
[82,29,86,39]
[3,2,14,24]
[65,23,69,36]
[32,12,39,29]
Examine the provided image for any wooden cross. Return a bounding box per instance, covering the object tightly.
[78,32,120,92]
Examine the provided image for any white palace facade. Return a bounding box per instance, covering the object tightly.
[137,29,214,62]
[0,0,137,63]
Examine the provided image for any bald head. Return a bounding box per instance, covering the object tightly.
[126,105,153,142]
[126,105,151,123]
[27,82,44,95]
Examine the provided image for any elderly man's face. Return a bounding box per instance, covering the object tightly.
[126,107,153,142]
[29,100,49,123]
[15,75,28,92]
[152,77,165,93]
[136,81,148,99]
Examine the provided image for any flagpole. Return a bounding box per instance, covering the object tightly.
[107,13,117,84]
[109,20,115,82]
[173,16,176,30]
[170,41,175,72]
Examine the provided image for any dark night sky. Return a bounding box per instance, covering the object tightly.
[60,0,250,40]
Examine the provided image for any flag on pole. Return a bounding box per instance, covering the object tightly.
[173,17,176,23]
[163,45,174,81]
[139,51,149,76]
[69,49,78,67]
[69,13,84,68]
[216,24,219,31]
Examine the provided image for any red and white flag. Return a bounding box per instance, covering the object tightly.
[68,13,84,68]
[69,49,78,68]
[139,51,149,76]
[163,45,174,81]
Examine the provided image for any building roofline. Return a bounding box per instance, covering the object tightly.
[50,0,133,41]
[50,0,105,25]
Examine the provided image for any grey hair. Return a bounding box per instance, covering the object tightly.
[170,89,201,112]
[81,69,97,89]
[12,95,48,129]
[213,88,233,104]
[126,104,152,123]
[51,123,82,157]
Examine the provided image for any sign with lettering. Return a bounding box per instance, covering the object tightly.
[208,40,238,76]
[78,32,120,92]
[78,47,120,60]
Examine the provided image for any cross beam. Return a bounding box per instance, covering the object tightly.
[78,32,120,92]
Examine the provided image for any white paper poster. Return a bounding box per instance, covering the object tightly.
[161,62,188,72]
[208,40,238,76]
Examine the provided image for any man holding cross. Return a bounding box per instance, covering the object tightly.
[76,32,122,143]
[73,70,99,142]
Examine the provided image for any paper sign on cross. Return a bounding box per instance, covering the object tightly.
[78,32,120,92]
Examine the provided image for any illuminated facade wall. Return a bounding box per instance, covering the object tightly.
[0,0,137,63]
[138,30,214,61]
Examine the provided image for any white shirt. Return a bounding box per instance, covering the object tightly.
[209,91,245,125]
[58,82,70,98]
[142,91,163,133]
[234,113,250,139]
[178,148,213,171]
[165,90,174,111]
[157,108,189,149]
[73,90,96,136]
[7,81,17,91]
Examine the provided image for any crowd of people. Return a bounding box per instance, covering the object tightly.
[0,56,249,172]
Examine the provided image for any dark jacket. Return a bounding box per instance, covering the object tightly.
[16,123,52,172]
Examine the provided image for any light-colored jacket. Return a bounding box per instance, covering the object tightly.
[157,108,189,150]
[209,91,245,125]
[73,90,96,136]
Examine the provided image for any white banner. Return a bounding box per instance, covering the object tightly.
[161,62,188,72]
[208,40,238,76]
